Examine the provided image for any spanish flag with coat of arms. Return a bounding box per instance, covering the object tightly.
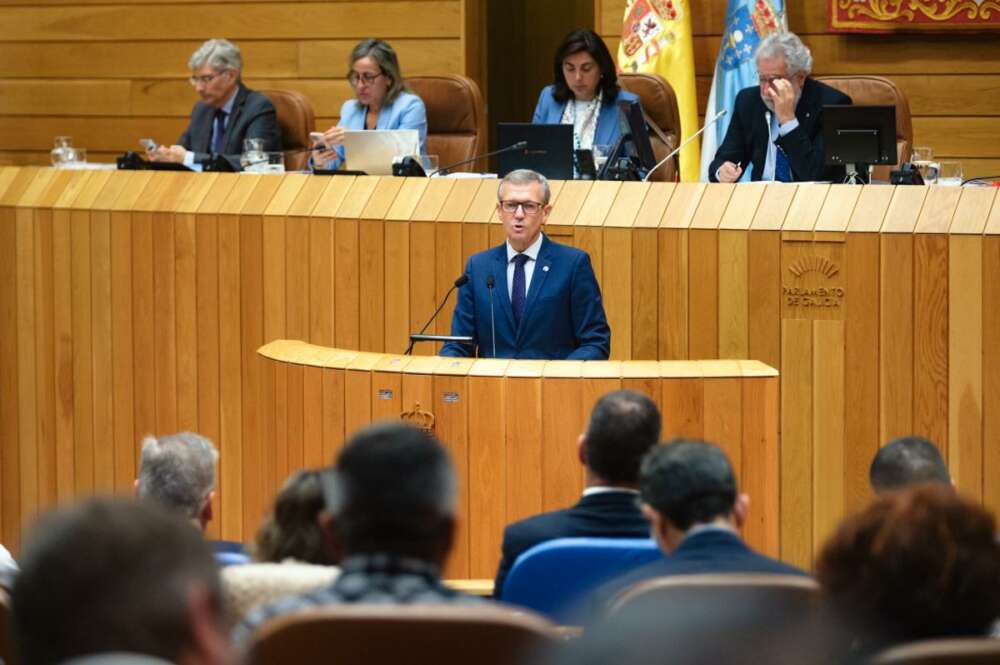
[618,0,700,182]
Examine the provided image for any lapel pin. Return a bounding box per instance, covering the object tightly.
[542,265,549,272]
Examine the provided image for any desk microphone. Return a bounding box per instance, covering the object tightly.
[404,274,469,355]
[485,274,497,358]
[429,141,528,177]
[643,109,727,182]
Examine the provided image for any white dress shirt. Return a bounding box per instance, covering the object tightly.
[506,232,545,300]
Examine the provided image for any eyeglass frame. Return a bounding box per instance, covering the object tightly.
[189,69,233,87]
[347,71,386,87]
[498,200,546,215]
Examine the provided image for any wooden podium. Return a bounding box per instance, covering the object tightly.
[256,340,779,577]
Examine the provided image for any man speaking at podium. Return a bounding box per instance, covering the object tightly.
[440,170,610,360]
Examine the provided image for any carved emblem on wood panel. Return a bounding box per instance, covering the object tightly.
[781,242,846,320]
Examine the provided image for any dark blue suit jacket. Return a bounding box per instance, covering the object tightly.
[532,85,642,148]
[708,78,851,183]
[600,529,806,605]
[440,236,610,360]
[494,491,650,598]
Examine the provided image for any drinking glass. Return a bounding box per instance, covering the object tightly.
[592,144,612,171]
[937,161,963,186]
[911,146,938,184]
[244,151,284,174]
[421,154,439,174]
[240,138,266,170]
[50,136,73,166]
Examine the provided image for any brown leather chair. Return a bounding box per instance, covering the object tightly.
[246,604,560,665]
[619,73,681,182]
[815,75,913,180]
[608,573,820,617]
[872,639,1000,665]
[407,75,485,172]
[260,89,316,171]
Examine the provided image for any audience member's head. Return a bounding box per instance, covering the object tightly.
[816,484,1000,653]
[639,438,745,553]
[11,498,227,665]
[581,390,661,487]
[254,469,335,565]
[869,435,951,494]
[321,421,457,567]
[137,431,218,531]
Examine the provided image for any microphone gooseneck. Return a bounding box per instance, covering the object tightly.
[404,274,469,355]
[486,274,497,358]
[430,141,528,177]
[643,110,727,183]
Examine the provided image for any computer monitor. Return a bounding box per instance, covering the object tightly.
[496,123,574,180]
[823,105,897,167]
[598,99,657,180]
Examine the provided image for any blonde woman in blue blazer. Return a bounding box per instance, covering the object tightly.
[312,39,427,170]
[532,29,641,153]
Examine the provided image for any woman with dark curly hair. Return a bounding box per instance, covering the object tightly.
[532,29,642,157]
[222,470,339,622]
[816,484,1000,655]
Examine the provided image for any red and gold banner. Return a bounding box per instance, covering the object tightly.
[830,0,1000,32]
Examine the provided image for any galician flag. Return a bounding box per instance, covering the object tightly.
[618,0,700,182]
[699,0,785,181]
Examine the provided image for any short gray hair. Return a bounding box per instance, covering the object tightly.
[499,169,551,205]
[188,38,243,75]
[756,32,812,77]
[138,432,218,519]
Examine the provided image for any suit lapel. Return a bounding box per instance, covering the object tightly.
[492,246,516,332]
[516,236,552,344]
[224,85,250,154]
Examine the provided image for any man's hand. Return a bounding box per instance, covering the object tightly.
[768,78,797,124]
[717,161,743,183]
[148,145,187,163]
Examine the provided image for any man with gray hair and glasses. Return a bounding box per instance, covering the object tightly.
[440,168,610,359]
[148,37,280,170]
[708,31,851,183]
[136,431,219,532]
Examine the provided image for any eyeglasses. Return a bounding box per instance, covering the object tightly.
[189,70,230,86]
[757,75,788,85]
[499,200,544,215]
[348,71,384,87]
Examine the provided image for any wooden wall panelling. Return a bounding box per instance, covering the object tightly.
[912,232,949,451]
[383,178,426,354]
[0,169,22,545]
[659,362,703,440]
[242,175,288,519]
[781,317,813,570]
[467,358,509,577]
[433,357,476,579]
[306,176,355,349]
[343,352,379,438]
[408,179,449,349]
[842,230,881,514]
[688,228,719,360]
[540,362,586,512]
[46,171,87,507]
[270,176,314,487]
[811,319,845,553]
[949,234,984,500]
[740,373,780,558]
[334,176,380,350]
[608,183,656,360]
[621,362,663,418]
[5,169,44,548]
[190,173,241,540]
[878,187,920,445]
[983,234,1000,512]
[504,362,544,524]
[596,184,633,360]
[19,170,59,524]
[701,362,744,484]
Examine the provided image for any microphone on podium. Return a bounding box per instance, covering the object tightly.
[427,141,529,177]
[404,274,470,356]
[642,109,728,182]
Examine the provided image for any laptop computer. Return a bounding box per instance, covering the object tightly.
[497,123,574,180]
[342,129,420,175]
